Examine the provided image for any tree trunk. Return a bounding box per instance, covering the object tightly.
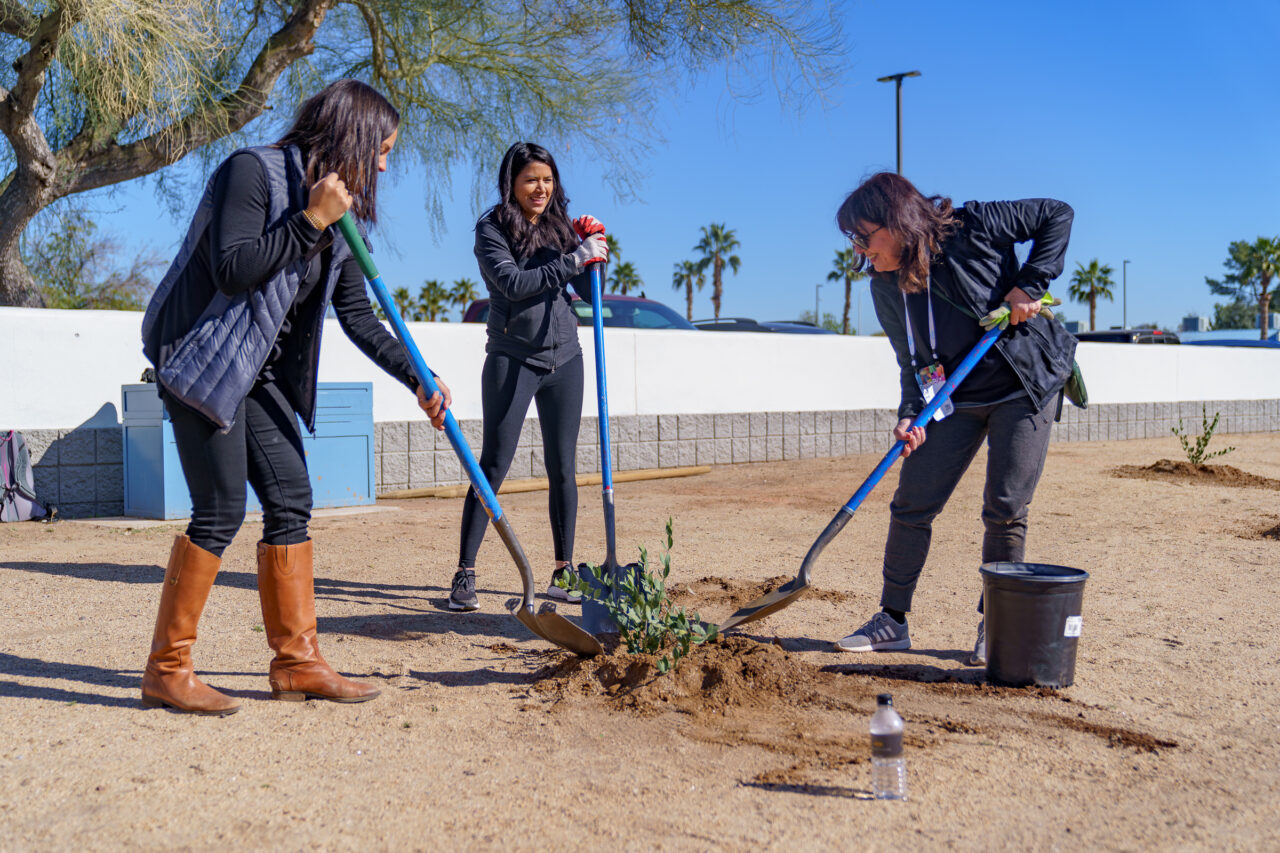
[0,174,53,307]
[842,275,851,334]
[712,257,723,319]
[1259,283,1271,340]
[1089,295,1096,331]
[685,284,693,320]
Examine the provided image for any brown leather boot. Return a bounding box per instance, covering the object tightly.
[257,540,379,703]
[141,535,241,715]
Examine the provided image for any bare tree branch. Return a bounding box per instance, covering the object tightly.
[60,0,335,195]
[0,0,36,38]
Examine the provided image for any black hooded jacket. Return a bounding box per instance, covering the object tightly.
[870,198,1077,420]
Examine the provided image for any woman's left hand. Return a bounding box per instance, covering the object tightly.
[416,378,452,431]
[1003,287,1042,325]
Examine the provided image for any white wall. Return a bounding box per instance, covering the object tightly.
[4,306,1278,429]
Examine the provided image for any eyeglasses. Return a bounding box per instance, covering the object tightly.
[850,224,883,251]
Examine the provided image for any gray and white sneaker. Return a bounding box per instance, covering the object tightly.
[965,619,986,666]
[834,611,911,652]
[448,569,478,611]
[546,567,583,604]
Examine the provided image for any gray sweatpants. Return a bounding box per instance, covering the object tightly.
[880,394,1056,614]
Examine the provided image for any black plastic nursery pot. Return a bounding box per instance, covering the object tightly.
[980,561,1089,688]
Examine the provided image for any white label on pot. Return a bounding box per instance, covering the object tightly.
[1064,616,1083,638]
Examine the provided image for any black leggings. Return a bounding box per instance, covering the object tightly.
[166,378,311,557]
[458,352,583,568]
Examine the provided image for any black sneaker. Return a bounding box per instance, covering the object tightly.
[546,567,583,604]
[448,569,478,611]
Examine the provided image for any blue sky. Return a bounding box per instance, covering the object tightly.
[90,0,1279,333]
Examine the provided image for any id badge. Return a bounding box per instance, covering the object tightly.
[916,362,954,421]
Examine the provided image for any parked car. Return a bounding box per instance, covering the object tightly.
[1182,339,1280,348]
[462,294,696,330]
[1073,329,1180,344]
[692,317,771,332]
[761,320,838,335]
[692,317,839,334]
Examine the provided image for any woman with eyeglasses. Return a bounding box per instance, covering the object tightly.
[831,172,1076,665]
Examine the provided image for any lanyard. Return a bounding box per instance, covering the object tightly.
[901,283,939,369]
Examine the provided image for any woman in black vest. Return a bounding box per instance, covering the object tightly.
[140,80,450,715]
[831,173,1075,664]
[448,142,608,611]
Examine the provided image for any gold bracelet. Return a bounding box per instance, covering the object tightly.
[302,208,324,231]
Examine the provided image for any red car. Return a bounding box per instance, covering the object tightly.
[462,293,696,330]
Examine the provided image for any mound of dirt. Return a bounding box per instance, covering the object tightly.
[669,575,852,614]
[532,635,839,718]
[1113,459,1280,490]
[530,634,1178,792]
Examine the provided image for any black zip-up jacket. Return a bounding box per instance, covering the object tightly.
[871,199,1077,420]
[144,152,416,427]
[474,211,593,370]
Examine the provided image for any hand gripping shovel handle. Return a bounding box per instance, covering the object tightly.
[336,213,601,656]
[716,324,1004,633]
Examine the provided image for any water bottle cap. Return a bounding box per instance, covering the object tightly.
[877,693,893,706]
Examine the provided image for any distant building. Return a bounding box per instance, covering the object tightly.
[1181,314,1210,333]
[1062,319,1083,334]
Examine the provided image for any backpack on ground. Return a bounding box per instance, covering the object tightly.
[1,430,55,522]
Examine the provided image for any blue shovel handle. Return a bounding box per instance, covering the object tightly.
[839,324,1003,517]
[335,213,503,522]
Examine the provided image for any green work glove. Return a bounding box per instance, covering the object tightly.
[980,293,1060,331]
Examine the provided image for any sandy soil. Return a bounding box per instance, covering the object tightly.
[2,432,1279,851]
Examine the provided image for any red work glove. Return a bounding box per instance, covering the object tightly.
[572,215,606,238]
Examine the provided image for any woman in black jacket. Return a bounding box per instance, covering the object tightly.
[139,80,450,715]
[448,141,608,612]
[831,172,1075,664]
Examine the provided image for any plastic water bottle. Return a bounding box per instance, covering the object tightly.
[870,693,907,800]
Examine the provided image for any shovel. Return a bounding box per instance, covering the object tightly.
[578,258,643,636]
[336,213,602,657]
[716,324,1005,633]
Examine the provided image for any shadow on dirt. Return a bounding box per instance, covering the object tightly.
[1,559,440,601]
[740,780,873,800]
[822,661,985,685]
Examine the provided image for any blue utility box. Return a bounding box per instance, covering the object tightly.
[122,382,376,519]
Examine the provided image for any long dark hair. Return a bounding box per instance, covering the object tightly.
[488,141,578,260]
[276,79,400,224]
[836,172,957,293]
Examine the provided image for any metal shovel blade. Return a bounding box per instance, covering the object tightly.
[715,510,851,633]
[495,516,603,657]
[512,602,605,657]
[716,574,812,633]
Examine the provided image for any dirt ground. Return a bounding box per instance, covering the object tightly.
[3,431,1279,851]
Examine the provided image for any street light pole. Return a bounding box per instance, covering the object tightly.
[876,71,921,175]
[1123,259,1130,328]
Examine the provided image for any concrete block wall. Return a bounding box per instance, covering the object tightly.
[372,398,1279,493]
[19,427,124,519]
[15,398,1277,516]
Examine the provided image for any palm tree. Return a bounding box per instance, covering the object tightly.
[1068,259,1115,331]
[827,246,867,335]
[391,286,414,321]
[693,223,741,320]
[671,259,705,321]
[451,277,479,321]
[1206,236,1280,339]
[608,260,643,295]
[605,234,621,264]
[416,280,451,321]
